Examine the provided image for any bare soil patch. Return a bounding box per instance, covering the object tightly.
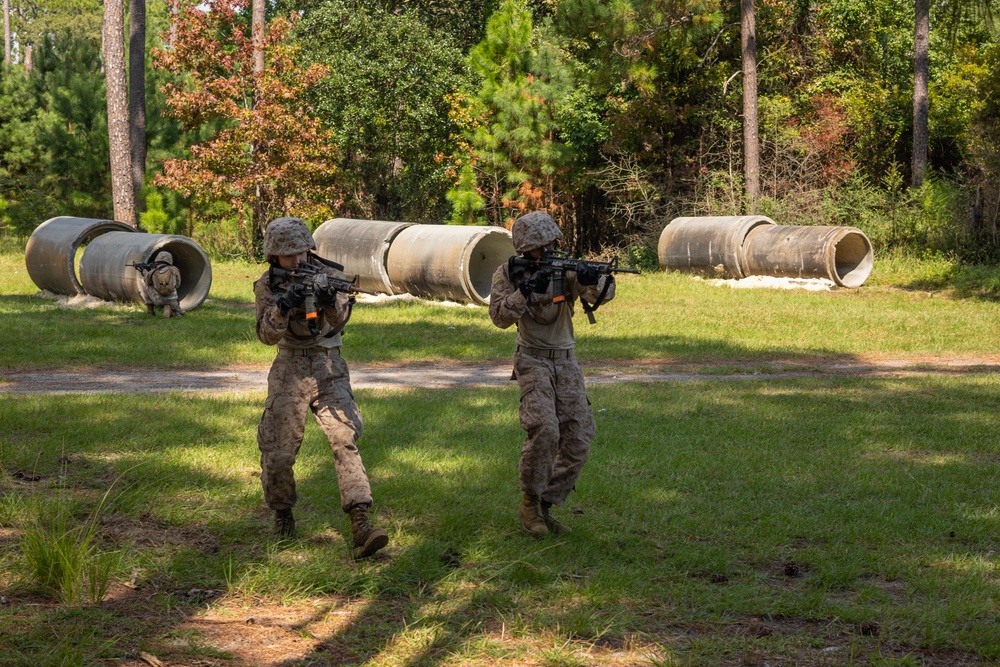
[3,355,1000,394]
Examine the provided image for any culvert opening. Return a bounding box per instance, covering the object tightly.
[833,232,874,288]
[147,239,213,311]
[466,232,516,302]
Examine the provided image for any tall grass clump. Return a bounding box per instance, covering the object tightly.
[19,498,121,605]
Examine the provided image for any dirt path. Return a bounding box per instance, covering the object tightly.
[4,356,1000,394]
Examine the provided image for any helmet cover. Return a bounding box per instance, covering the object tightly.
[511,211,563,253]
[263,217,316,259]
[154,251,173,265]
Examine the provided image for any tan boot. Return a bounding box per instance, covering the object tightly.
[273,508,295,539]
[541,500,571,534]
[146,304,156,316]
[349,504,388,559]
[519,493,548,537]
[162,304,172,319]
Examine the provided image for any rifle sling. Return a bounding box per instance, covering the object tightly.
[580,275,613,324]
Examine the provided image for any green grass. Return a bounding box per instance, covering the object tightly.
[4,241,1000,369]
[4,240,1000,665]
[2,378,1000,664]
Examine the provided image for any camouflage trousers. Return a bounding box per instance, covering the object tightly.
[257,347,372,512]
[142,284,180,309]
[514,351,596,506]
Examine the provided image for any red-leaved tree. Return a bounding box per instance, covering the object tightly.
[152,0,342,258]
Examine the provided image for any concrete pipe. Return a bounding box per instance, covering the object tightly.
[78,232,213,310]
[386,224,515,304]
[742,225,874,288]
[313,218,415,294]
[24,216,136,295]
[657,215,776,278]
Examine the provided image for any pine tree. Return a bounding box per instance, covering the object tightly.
[458,0,575,227]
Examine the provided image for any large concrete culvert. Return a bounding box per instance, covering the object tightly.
[24,216,136,295]
[658,215,874,287]
[386,224,514,304]
[313,218,415,294]
[313,219,514,304]
[741,224,874,288]
[657,215,776,279]
[78,232,213,311]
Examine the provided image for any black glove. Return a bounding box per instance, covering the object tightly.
[576,265,600,286]
[518,270,551,297]
[316,286,337,307]
[275,284,306,315]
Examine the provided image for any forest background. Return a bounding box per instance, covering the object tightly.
[3,0,1000,266]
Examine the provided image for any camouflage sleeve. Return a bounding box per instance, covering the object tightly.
[489,263,528,330]
[572,272,616,305]
[254,274,289,345]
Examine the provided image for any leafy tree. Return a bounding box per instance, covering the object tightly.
[152,0,342,258]
[9,0,102,70]
[281,0,503,52]
[296,0,468,223]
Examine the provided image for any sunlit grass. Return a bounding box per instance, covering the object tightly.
[5,244,1000,369]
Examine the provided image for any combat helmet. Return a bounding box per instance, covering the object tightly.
[154,251,173,265]
[511,211,563,253]
[264,217,315,260]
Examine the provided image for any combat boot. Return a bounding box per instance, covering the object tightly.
[146,304,156,316]
[519,493,548,537]
[273,508,295,539]
[540,500,571,534]
[349,503,388,559]
[163,304,172,319]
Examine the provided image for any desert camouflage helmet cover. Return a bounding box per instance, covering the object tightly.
[264,217,316,258]
[154,251,173,265]
[511,211,563,253]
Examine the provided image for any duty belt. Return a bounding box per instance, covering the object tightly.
[279,346,341,357]
[517,346,573,359]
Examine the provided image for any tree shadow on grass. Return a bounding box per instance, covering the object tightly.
[3,366,1000,664]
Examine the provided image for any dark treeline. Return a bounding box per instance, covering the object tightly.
[3,0,1000,263]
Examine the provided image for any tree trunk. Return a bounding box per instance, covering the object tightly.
[169,0,178,47]
[252,0,265,77]
[129,0,147,219]
[741,0,760,208]
[912,0,929,188]
[103,0,136,226]
[3,0,10,66]
[250,0,266,252]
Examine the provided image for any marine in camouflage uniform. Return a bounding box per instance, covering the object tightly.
[141,251,184,318]
[489,211,616,537]
[254,216,388,559]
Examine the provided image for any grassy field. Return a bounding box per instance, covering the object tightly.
[3,240,1000,371]
[2,240,1000,666]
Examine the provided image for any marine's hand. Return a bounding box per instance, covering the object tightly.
[519,270,551,296]
[576,265,600,286]
[316,285,338,307]
[275,284,306,315]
